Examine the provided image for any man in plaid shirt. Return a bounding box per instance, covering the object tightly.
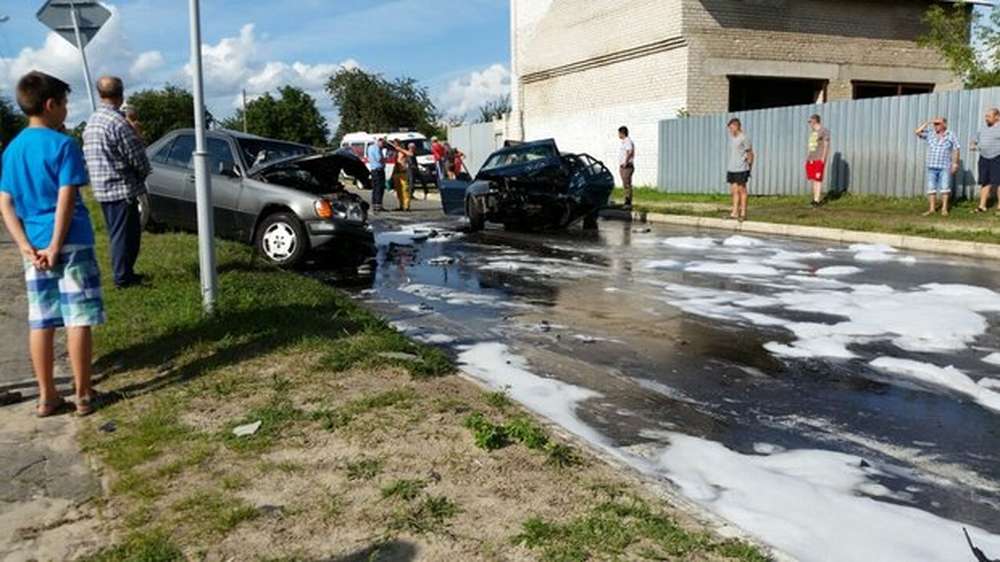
[83,76,151,288]
[915,116,960,217]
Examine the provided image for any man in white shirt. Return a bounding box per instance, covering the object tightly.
[618,126,635,207]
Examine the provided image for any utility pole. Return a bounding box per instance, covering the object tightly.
[188,0,218,313]
[67,0,96,111]
[242,89,248,133]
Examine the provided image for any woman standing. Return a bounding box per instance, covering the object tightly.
[388,140,414,211]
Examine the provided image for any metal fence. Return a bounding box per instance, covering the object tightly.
[658,87,1000,197]
[447,121,505,176]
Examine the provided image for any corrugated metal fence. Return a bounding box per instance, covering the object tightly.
[447,121,504,176]
[659,87,1000,197]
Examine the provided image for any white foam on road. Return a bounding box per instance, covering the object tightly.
[398,283,529,309]
[685,261,781,277]
[815,266,863,277]
[848,243,917,264]
[375,225,463,246]
[983,352,1000,367]
[655,433,1000,562]
[456,343,1000,561]
[414,333,457,344]
[662,236,719,250]
[456,343,606,445]
[869,357,1000,414]
[641,259,681,270]
[723,235,764,247]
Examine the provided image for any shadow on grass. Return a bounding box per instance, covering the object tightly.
[327,540,418,562]
[94,303,367,400]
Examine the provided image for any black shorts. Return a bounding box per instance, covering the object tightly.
[727,171,750,185]
[979,155,1000,186]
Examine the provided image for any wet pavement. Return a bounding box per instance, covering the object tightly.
[331,200,1000,561]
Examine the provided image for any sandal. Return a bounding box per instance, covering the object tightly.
[973,207,988,213]
[75,393,103,417]
[36,397,68,418]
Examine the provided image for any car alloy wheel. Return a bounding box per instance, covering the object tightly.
[262,222,298,262]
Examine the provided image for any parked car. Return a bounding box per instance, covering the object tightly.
[439,139,614,231]
[144,129,375,268]
[339,131,438,190]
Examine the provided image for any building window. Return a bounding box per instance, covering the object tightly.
[728,76,828,112]
[852,81,934,100]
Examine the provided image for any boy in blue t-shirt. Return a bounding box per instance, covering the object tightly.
[0,71,105,417]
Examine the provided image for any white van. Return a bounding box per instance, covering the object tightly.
[339,131,437,190]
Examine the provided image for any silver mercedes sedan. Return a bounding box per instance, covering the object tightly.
[144,129,374,268]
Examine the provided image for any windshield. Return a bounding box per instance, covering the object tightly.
[480,144,557,172]
[238,138,315,168]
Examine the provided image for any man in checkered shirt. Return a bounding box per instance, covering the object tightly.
[914,116,960,217]
[83,76,151,288]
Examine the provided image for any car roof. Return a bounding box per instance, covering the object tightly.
[166,128,313,148]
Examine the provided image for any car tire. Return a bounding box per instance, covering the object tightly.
[256,212,309,267]
[467,197,486,232]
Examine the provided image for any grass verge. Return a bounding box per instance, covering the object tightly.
[76,210,768,560]
[614,187,1000,244]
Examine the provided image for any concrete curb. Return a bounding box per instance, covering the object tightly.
[631,211,1000,259]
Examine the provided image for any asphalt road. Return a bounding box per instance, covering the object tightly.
[342,192,1000,561]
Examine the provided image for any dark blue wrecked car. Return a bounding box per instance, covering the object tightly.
[439,139,614,231]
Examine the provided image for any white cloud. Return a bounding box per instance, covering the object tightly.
[0,5,172,123]
[438,63,510,119]
[129,51,165,79]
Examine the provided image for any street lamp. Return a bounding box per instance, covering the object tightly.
[187,0,218,313]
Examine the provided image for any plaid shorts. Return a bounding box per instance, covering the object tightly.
[24,245,106,330]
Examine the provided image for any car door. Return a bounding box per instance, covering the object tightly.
[205,136,244,239]
[152,133,197,229]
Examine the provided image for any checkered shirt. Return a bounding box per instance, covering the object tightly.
[921,127,960,170]
[82,105,151,203]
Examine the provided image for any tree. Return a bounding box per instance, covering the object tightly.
[66,121,87,147]
[327,68,442,140]
[921,2,1000,88]
[127,85,196,144]
[476,94,511,123]
[221,86,329,146]
[1,96,27,153]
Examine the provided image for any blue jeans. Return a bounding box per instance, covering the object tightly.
[926,167,951,195]
[100,197,142,287]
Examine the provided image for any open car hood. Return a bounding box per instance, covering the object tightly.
[251,148,372,189]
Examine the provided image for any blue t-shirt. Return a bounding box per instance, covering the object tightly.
[366,143,384,170]
[0,127,94,248]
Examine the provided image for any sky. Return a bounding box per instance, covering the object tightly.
[0,0,512,133]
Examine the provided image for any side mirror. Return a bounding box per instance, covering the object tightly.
[218,161,240,178]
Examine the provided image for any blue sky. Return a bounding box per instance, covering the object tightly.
[0,0,511,129]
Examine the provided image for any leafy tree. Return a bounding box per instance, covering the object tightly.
[66,121,86,147]
[327,68,442,140]
[221,86,329,146]
[920,2,1000,88]
[1,96,27,153]
[127,85,196,144]
[476,94,511,123]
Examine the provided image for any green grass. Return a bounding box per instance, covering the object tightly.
[388,495,460,535]
[345,457,384,481]
[614,187,1000,244]
[77,530,184,562]
[381,478,428,501]
[514,493,770,562]
[172,491,259,537]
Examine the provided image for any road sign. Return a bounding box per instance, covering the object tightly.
[36,0,109,111]
[36,0,109,48]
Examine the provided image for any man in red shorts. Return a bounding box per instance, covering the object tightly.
[805,114,830,208]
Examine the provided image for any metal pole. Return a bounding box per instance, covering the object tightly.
[67,1,96,111]
[242,89,248,133]
[187,0,217,313]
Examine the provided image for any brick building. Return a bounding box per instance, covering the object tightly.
[509,0,965,186]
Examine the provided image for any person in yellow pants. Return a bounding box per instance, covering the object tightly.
[388,140,414,211]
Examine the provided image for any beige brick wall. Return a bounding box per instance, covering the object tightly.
[683,0,959,114]
[521,47,689,187]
